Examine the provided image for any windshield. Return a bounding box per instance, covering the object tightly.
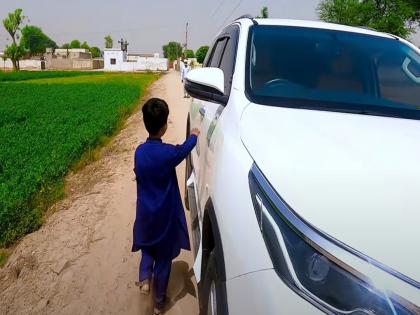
[246,25,420,119]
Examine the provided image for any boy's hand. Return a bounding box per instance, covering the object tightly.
[191,128,200,136]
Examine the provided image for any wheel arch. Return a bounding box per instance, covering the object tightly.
[200,198,229,315]
[201,198,227,282]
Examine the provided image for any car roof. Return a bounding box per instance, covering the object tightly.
[240,18,395,40]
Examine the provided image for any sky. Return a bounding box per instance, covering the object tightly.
[0,0,419,55]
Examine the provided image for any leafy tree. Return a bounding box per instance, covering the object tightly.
[408,0,420,21]
[185,49,195,58]
[2,8,25,70]
[4,43,25,70]
[2,53,7,70]
[195,45,209,64]
[20,25,57,56]
[3,8,24,45]
[90,46,101,58]
[70,39,81,49]
[81,41,90,50]
[257,6,269,18]
[61,43,70,49]
[104,35,113,49]
[318,0,418,38]
[162,41,183,61]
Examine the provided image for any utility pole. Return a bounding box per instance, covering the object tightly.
[185,22,189,51]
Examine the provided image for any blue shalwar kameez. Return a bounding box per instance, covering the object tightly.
[132,135,197,302]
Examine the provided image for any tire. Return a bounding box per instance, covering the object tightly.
[200,250,226,315]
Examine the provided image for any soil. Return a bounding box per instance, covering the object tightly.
[0,71,198,315]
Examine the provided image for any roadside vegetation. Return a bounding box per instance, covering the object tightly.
[318,0,420,39]
[0,72,158,246]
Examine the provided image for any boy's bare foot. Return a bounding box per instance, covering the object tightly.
[135,279,150,295]
[154,297,167,314]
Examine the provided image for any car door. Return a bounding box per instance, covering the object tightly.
[189,38,224,203]
[195,25,240,212]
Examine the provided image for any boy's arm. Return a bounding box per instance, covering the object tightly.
[171,129,200,167]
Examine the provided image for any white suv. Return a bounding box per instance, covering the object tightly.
[184,17,420,315]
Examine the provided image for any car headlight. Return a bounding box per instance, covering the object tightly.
[249,164,419,315]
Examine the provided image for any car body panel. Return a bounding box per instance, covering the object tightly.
[226,269,324,315]
[187,17,420,313]
[240,103,420,283]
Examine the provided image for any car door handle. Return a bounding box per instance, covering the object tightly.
[199,107,206,117]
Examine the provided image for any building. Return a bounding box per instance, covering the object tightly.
[104,49,168,71]
[53,48,92,59]
[1,48,103,70]
[44,48,103,70]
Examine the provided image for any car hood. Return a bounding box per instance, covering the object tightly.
[241,104,420,283]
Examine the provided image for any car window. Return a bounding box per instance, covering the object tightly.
[246,25,420,120]
[208,38,227,68]
[378,53,420,105]
[218,27,239,95]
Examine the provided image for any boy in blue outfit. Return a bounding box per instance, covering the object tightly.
[132,98,199,314]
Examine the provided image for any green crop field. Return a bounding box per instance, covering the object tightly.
[0,71,159,246]
[0,70,100,82]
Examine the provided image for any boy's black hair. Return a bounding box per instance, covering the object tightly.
[142,98,169,135]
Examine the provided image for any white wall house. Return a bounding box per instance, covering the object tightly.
[1,58,44,70]
[104,49,168,72]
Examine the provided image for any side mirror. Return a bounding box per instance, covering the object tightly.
[185,68,228,105]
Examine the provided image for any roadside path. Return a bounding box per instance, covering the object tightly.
[0,71,198,315]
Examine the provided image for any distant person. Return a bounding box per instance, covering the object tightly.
[132,98,200,315]
[181,60,190,98]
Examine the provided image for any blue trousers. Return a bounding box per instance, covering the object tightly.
[139,250,172,302]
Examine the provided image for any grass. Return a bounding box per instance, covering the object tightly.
[0,70,101,82]
[0,71,159,247]
[0,249,10,267]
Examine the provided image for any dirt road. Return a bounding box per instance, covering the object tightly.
[0,71,199,315]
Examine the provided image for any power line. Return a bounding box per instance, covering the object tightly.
[46,24,184,37]
[219,0,243,30]
[211,0,227,18]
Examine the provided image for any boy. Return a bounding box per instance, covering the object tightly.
[132,98,199,314]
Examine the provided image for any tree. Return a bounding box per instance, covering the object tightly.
[3,8,24,45]
[81,41,90,50]
[3,8,25,70]
[104,35,113,49]
[20,25,57,56]
[70,39,81,49]
[185,49,195,58]
[195,45,209,64]
[61,43,70,49]
[317,0,418,38]
[162,41,183,61]
[257,6,269,18]
[90,46,101,58]
[4,43,25,70]
[2,53,7,70]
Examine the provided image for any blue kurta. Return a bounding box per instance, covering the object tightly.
[132,135,197,260]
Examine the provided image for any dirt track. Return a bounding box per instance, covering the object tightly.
[0,71,199,315]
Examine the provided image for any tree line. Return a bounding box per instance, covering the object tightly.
[318,0,420,39]
[2,8,108,70]
[162,41,210,64]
